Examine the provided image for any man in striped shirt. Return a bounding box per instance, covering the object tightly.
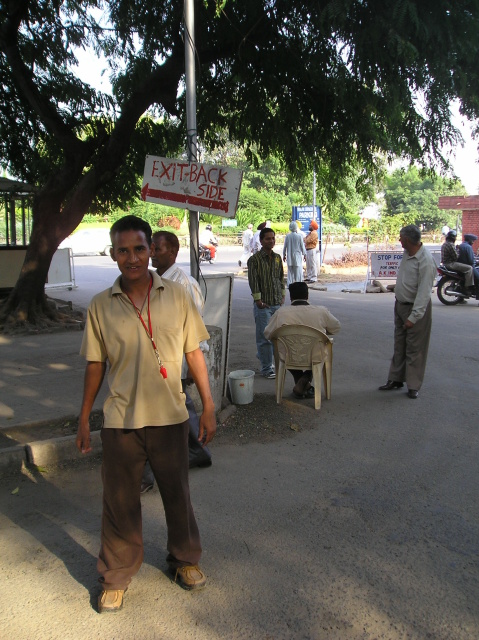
[247,228,286,378]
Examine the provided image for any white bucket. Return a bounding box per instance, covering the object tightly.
[228,370,255,405]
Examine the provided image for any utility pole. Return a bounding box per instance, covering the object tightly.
[184,0,199,281]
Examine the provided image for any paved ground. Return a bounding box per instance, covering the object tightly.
[0,276,478,639]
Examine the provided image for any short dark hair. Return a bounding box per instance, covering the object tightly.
[153,230,180,255]
[289,282,309,301]
[260,227,275,241]
[400,224,421,244]
[110,215,152,245]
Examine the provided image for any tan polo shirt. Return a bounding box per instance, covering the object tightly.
[81,270,209,428]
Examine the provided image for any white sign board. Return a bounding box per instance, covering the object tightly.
[368,250,442,281]
[141,156,243,218]
[369,252,404,279]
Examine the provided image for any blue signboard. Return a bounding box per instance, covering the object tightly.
[292,205,321,235]
[292,205,322,265]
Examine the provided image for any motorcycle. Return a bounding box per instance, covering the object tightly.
[436,262,479,305]
[199,243,213,263]
[199,235,218,264]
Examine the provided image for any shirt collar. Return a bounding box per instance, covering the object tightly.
[160,264,178,280]
[259,248,277,259]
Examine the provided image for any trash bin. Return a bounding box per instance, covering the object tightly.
[228,370,255,405]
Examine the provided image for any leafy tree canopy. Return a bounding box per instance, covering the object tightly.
[1,0,479,329]
[381,165,466,230]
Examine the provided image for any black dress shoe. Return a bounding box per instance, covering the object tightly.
[378,380,404,391]
[407,389,419,399]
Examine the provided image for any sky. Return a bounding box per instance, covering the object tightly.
[446,103,479,195]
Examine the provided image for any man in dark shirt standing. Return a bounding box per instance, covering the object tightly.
[247,228,285,378]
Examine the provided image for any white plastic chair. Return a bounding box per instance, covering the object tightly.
[270,325,333,410]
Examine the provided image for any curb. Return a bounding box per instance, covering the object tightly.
[26,430,102,467]
[0,405,237,475]
[0,431,102,477]
[0,445,26,477]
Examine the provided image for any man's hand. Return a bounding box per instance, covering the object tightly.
[77,361,106,454]
[76,417,92,454]
[256,300,269,309]
[198,407,217,446]
[404,319,414,329]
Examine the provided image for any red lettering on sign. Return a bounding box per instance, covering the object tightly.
[151,160,160,178]
[195,165,207,183]
[177,163,189,180]
[160,162,174,180]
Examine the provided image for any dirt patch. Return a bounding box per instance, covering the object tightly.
[0,397,319,451]
[316,271,366,283]
[0,295,85,336]
[216,393,318,446]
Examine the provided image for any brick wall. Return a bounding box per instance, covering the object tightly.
[462,210,479,253]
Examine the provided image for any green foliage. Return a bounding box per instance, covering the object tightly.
[368,213,416,242]
[125,200,186,229]
[269,222,290,235]
[381,166,467,231]
[2,0,479,320]
[1,0,476,217]
[322,222,349,238]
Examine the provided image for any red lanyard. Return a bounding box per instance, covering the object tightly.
[124,276,167,379]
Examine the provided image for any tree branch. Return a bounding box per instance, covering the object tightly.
[0,0,85,161]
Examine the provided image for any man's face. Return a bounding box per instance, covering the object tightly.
[110,229,153,284]
[151,236,176,274]
[399,233,410,251]
[261,231,276,251]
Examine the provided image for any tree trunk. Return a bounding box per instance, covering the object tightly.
[0,194,84,333]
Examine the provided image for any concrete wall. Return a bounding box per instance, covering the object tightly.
[462,210,479,253]
[188,324,223,414]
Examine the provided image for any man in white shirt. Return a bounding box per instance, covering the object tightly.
[238,223,254,267]
[141,231,212,493]
[250,221,267,254]
[199,224,217,262]
[378,224,436,399]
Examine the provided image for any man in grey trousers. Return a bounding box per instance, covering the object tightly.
[378,224,436,399]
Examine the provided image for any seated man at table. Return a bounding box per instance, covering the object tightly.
[263,282,341,398]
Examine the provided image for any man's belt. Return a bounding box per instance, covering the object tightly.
[395,299,413,305]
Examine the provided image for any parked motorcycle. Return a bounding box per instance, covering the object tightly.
[436,263,478,305]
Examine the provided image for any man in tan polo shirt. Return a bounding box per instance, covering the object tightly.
[76,215,216,613]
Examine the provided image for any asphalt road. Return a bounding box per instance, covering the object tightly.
[1,245,478,639]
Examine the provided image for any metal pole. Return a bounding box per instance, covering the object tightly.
[312,162,321,270]
[184,0,199,281]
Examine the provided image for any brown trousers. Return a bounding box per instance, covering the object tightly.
[388,299,432,391]
[98,422,201,590]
